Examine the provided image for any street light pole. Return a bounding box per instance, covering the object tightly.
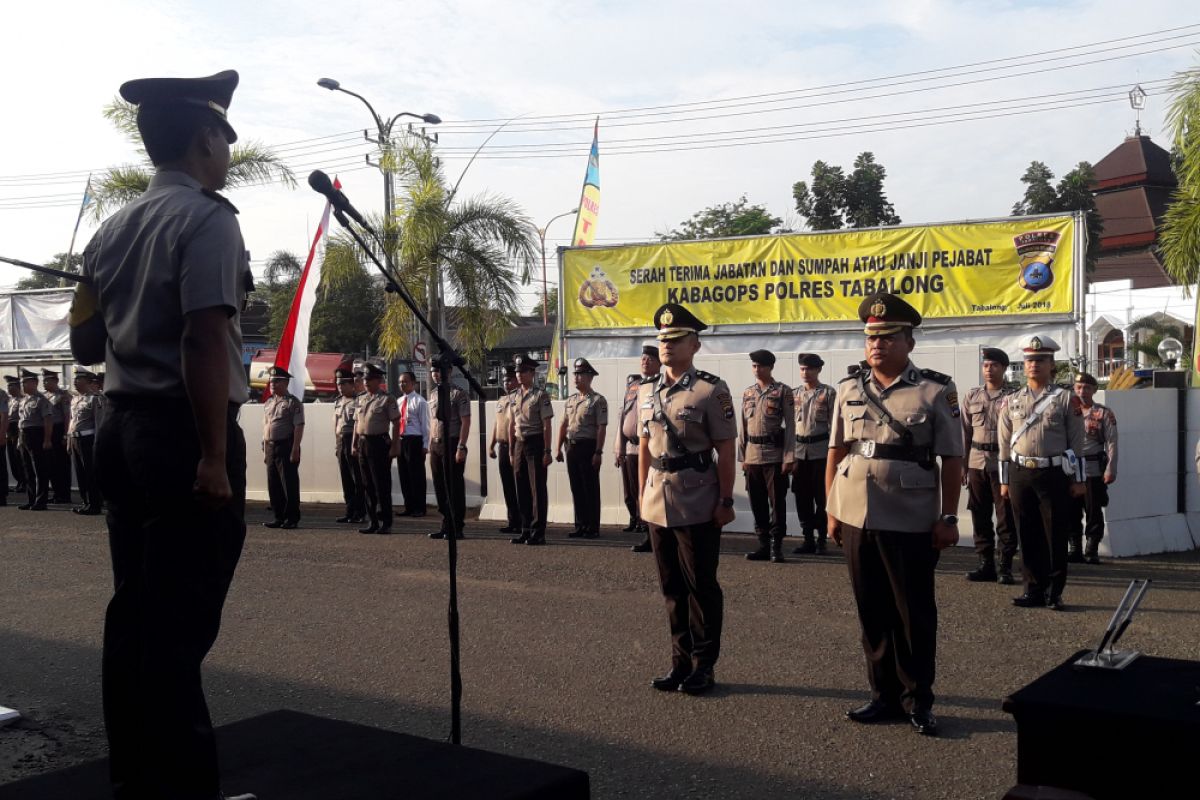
[538,209,578,326]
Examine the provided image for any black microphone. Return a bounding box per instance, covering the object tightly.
[307,170,369,228]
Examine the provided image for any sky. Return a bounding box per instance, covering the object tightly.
[2,0,1196,313]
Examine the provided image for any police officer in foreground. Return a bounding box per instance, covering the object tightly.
[639,304,737,696]
[71,69,256,800]
[739,349,795,562]
[509,355,554,545]
[998,336,1086,610]
[42,368,73,503]
[557,358,608,538]
[68,368,105,515]
[5,375,27,496]
[827,293,963,736]
[791,353,835,554]
[17,369,53,510]
[618,342,660,552]
[261,366,305,529]
[961,347,1017,584]
[489,366,521,533]
[429,364,470,540]
[353,363,401,534]
[1071,372,1117,565]
[332,367,365,524]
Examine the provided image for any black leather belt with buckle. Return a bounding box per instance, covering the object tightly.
[650,451,714,473]
[849,440,934,463]
[971,442,999,452]
[747,432,783,445]
[795,433,829,444]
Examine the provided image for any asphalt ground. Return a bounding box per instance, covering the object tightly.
[2,501,1198,799]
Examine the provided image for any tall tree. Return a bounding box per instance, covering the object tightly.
[844,152,901,229]
[1011,160,1103,271]
[532,287,559,321]
[90,100,295,219]
[793,152,900,230]
[1161,62,1200,285]
[15,253,82,290]
[659,195,782,240]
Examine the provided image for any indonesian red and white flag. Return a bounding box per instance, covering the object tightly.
[275,177,339,400]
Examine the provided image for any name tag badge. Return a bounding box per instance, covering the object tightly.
[846,400,865,406]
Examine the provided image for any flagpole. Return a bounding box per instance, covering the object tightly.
[561,117,600,387]
[63,175,93,286]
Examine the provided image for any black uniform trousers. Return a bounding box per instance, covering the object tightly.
[497,441,520,529]
[0,425,7,499]
[1070,475,1108,548]
[264,437,300,524]
[842,524,939,713]
[7,421,26,490]
[431,437,465,534]
[397,434,427,514]
[513,434,548,536]
[72,433,103,512]
[19,427,50,507]
[1008,464,1073,598]
[745,462,788,546]
[98,399,247,800]
[791,458,827,540]
[650,520,724,670]
[50,421,71,502]
[619,451,641,526]
[335,432,365,519]
[358,434,393,526]
[566,439,600,534]
[967,467,1016,561]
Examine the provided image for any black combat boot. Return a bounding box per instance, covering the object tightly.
[792,532,817,555]
[1067,536,1085,563]
[998,553,1016,585]
[966,557,997,582]
[1084,538,1102,565]
[770,542,786,563]
[745,541,771,561]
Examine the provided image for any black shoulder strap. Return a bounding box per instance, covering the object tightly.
[856,370,913,444]
[649,382,688,455]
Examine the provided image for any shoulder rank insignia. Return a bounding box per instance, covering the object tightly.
[695,370,719,384]
[201,188,240,214]
[919,368,951,385]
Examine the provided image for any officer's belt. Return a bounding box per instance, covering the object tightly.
[567,437,596,446]
[1012,454,1064,469]
[71,430,95,438]
[848,440,933,463]
[650,450,714,473]
[795,433,829,444]
[747,432,784,445]
[1083,453,1105,461]
[970,442,999,452]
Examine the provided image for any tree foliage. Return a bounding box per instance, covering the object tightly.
[1161,62,1200,285]
[793,152,901,231]
[16,252,82,290]
[1011,160,1103,271]
[532,286,559,321]
[659,195,782,240]
[1127,315,1191,369]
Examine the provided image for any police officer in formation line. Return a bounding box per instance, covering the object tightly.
[429,364,470,540]
[791,353,835,554]
[509,355,554,545]
[17,369,53,510]
[354,362,400,534]
[42,368,73,503]
[639,303,737,696]
[998,335,1086,610]
[739,349,794,563]
[67,368,105,515]
[332,367,365,524]
[615,343,660,552]
[1070,372,1118,565]
[490,366,521,534]
[4,375,27,498]
[827,293,963,736]
[557,358,608,538]
[0,376,11,505]
[962,347,1017,584]
[261,366,304,529]
[396,370,430,518]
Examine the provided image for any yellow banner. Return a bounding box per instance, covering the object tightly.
[571,120,601,246]
[563,216,1076,330]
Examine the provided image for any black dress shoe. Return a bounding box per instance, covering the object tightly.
[526,535,546,546]
[650,665,691,692]
[636,523,649,533]
[262,521,283,529]
[17,504,32,510]
[1085,554,1102,565]
[770,547,786,563]
[1012,591,1047,608]
[846,699,905,724]
[793,540,817,555]
[510,532,530,544]
[583,530,599,539]
[81,507,104,515]
[1047,594,1065,611]
[359,523,380,534]
[622,521,639,533]
[910,709,939,736]
[631,539,653,553]
[745,546,771,561]
[429,531,447,539]
[407,511,426,518]
[30,504,47,511]
[377,525,392,535]
[281,521,298,529]
[568,529,585,538]
[499,526,517,534]
[1066,549,1085,564]
[335,516,354,524]
[679,666,716,696]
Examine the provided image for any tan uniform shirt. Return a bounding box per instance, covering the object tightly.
[565,391,608,442]
[792,382,835,461]
[961,386,1009,472]
[262,393,305,441]
[1080,402,1118,479]
[512,386,553,440]
[45,388,70,426]
[997,385,1085,465]
[615,378,645,456]
[638,367,737,528]
[355,391,400,436]
[827,362,964,533]
[493,392,515,445]
[738,381,795,465]
[333,394,357,436]
[17,394,53,429]
[69,393,104,436]
[430,386,470,442]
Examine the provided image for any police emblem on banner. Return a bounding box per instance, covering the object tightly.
[1013,230,1060,293]
[578,265,620,309]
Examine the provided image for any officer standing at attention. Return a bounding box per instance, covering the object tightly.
[489,366,521,534]
[739,349,795,563]
[618,343,660,552]
[790,353,835,554]
[17,370,53,511]
[998,336,1086,610]
[353,363,401,534]
[557,358,608,538]
[70,70,256,800]
[509,355,554,545]
[42,368,73,503]
[639,303,737,696]
[5,376,28,496]
[261,366,304,529]
[827,293,963,736]
[332,367,365,524]
[429,364,470,540]
[0,377,9,505]
[1070,372,1117,565]
[67,369,105,515]
[962,347,1017,584]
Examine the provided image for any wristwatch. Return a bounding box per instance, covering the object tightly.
[939,513,959,525]
[720,497,735,508]
[457,444,468,452]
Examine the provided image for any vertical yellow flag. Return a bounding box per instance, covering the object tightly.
[571,118,600,246]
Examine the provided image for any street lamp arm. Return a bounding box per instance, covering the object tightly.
[333,86,385,135]
[386,111,441,130]
[447,113,529,208]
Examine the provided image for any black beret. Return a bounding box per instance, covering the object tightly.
[573,358,598,376]
[641,342,660,359]
[749,349,776,367]
[1075,372,1098,386]
[981,347,1010,367]
[797,353,824,368]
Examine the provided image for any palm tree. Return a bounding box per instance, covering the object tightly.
[90,100,295,219]
[1161,59,1200,285]
[321,137,538,369]
[1126,315,1190,368]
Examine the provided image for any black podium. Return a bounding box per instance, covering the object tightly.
[0,710,590,800]
[1002,650,1200,799]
